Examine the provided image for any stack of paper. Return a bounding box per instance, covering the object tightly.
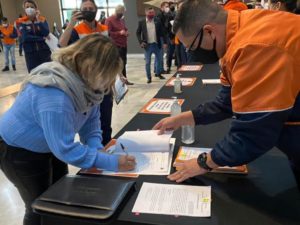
[132,182,211,217]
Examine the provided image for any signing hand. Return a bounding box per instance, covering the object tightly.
[118,155,136,171]
[168,158,207,183]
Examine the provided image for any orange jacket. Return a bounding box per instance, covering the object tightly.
[74,21,108,39]
[0,24,18,45]
[220,10,300,113]
[223,0,248,12]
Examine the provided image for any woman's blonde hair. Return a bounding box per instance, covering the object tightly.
[52,33,122,94]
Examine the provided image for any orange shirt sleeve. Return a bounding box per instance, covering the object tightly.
[230,44,296,113]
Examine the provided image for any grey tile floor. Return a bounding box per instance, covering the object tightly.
[0,50,175,225]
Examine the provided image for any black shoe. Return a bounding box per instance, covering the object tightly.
[166,68,171,73]
[156,74,165,79]
[19,53,23,56]
[147,79,152,84]
[124,80,134,85]
[12,65,16,71]
[161,70,168,74]
[2,66,9,72]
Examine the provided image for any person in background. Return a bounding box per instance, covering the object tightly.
[19,0,51,73]
[15,14,24,56]
[0,34,136,225]
[154,0,300,188]
[59,0,113,146]
[99,11,107,25]
[223,0,248,11]
[62,19,69,30]
[136,7,167,84]
[165,1,176,73]
[106,5,134,85]
[0,17,18,71]
[174,35,187,69]
[269,0,300,13]
[156,1,170,75]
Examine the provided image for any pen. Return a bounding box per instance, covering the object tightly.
[120,143,128,156]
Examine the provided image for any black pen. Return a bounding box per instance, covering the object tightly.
[120,143,128,156]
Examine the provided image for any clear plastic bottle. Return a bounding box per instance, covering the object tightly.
[170,97,181,117]
[174,74,182,94]
[181,125,195,144]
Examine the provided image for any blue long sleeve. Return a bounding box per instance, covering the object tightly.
[10,27,18,39]
[78,106,103,149]
[20,20,49,43]
[192,85,233,125]
[211,110,291,166]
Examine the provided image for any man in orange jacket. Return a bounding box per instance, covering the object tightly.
[0,17,18,71]
[155,0,300,188]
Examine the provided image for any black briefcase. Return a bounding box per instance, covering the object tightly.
[32,175,136,220]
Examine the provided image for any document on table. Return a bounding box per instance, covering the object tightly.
[166,77,197,87]
[140,98,185,114]
[202,79,221,84]
[45,33,59,51]
[132,182,211,217]
[99,130,175,175]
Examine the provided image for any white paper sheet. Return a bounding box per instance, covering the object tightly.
[103,138,175,175]
[202,79,221,84]
[132,182,211,217]
[115,130,173,152]
[45,33,59,51]
[114,75,128,104]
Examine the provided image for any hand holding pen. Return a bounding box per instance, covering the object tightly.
[118,143,136,171]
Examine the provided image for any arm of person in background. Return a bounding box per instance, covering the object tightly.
[136,21,143,46]
[59,10,82,47]
[78,106,103,150]
[19,23,44,42]
[10,27,18,39]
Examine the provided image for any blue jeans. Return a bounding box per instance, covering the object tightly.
[144,43,162,79]
[154,38,165,74]
[3,44,16,66]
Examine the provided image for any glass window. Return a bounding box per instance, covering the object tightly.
[95,0,107,7]
[108,0,123,7]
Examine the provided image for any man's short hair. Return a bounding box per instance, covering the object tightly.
[23,0,38,8]
[2,17,8,22]
[115,5,126,12]
[173,0,225,36]
[81,0,98,9]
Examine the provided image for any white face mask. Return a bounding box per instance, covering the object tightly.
[25,7,36,16]
[2,24,8,27]
[164,7,170,13]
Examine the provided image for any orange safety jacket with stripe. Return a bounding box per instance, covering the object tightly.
[68,20,108,45]
[0,24,18,45]
[192,10,300,167]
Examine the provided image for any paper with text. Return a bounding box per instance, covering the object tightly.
[140,98,185,114]
[103,138,175,175]
[132,182,211,217]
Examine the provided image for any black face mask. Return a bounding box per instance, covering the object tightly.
[81,10,97,22]
[188,29,219,64]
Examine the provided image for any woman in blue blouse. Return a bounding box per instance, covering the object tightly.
[0,34,136,225]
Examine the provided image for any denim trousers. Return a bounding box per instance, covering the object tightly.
[0,138,68,225]
[144,43,162,79]
[3,44,16,66]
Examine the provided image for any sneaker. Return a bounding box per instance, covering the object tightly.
[2,66,9,72]
[156,74,165,79]
[147,79,152,84]
[12,65,16,71]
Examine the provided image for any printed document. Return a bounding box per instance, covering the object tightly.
[132,182,211,217]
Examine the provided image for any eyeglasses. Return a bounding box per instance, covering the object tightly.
[186,28,204,53]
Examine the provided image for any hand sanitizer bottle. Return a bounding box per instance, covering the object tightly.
[171,97,181,117]
[174,74,182,94]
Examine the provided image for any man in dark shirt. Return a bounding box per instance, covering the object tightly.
[106,5,133,85]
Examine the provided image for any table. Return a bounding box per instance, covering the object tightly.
[39,63,300,225]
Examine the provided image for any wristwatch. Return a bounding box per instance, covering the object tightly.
[197,152,213,171]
